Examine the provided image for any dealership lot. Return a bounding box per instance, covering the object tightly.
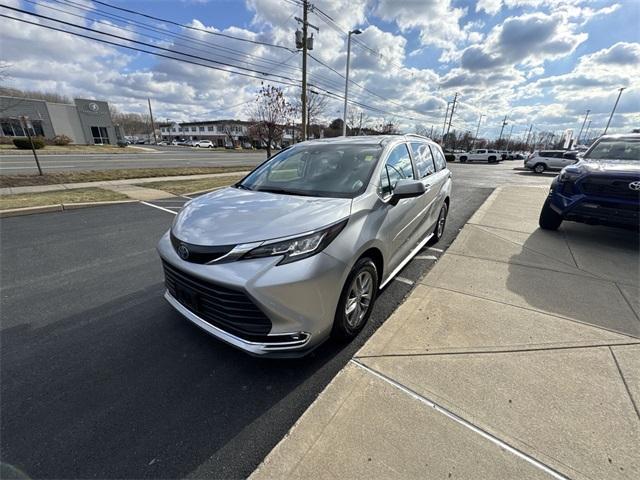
[1,163,553,478]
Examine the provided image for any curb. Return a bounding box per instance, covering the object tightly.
[0,200,137,218]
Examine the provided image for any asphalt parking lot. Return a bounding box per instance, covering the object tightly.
[0,163,553,478]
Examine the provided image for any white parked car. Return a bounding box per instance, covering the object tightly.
[524,150,577,173]
[458,149,501,163]
[193,140,214,148]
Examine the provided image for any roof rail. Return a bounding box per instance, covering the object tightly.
[404,133,432,141]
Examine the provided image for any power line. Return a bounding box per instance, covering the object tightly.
[1,11,427,123]
[42,0,305,77]
[1,5,300,83]
[89,0,295,52]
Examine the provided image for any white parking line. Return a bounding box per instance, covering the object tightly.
[351,360,569,480]
[414,255,437,261]
[427,247,443,253]
[139,201,177,215]
[394,276,414,286]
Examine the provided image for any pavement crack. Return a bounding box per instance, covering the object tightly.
[608,346,640,420]
[615,282,640,323]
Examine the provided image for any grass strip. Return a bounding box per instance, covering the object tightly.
[137,175,245,195]
[0,167,251,188]
[0,187,129,210]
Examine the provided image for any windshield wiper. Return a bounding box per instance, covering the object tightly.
[235,183,253,191]
[255,186,309,196]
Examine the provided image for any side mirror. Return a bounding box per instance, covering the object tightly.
[390,179,426,205]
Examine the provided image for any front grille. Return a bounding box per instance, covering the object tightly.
[579,176,640,201]
[170,232,234,264]
[162,260,272,338]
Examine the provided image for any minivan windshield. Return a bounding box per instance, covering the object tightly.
[237,144,383,198]
[584,138,640,161]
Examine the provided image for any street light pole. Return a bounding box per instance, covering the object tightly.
[576,109,590,145]
[603,87,625,135]
[471,113,484,150]
[342,29,362,136]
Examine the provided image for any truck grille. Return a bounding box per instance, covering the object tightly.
[579,177,640,201]
[162,260,272,338]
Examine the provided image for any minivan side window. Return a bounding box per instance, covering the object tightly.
[410,142,436,178]
[431,145,447,171]
[379,143,414,197]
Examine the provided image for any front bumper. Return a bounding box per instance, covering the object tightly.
[549,182,639,229]
[157,231,348,356]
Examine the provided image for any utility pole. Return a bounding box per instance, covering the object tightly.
[295,2,317,141]
[497,115,508,146]
[441,102,450,139]
[444,92,458,148]
[505,125,514,150]
[357,111,363,136]
[19,116,43,175]
[583,120,592,144]
[429,125,434,138]
[524,123,533,151]
[471,113,484,150]
[603,87,625,135]
[147,97,157,145]
[576,109,590,145]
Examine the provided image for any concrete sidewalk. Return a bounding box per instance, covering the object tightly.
[251,186,640,480]
[0,171,248,196]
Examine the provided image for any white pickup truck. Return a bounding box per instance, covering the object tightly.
[458,149,501,163]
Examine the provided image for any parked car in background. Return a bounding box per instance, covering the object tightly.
[194,140,214,148]
[539,134,640,231]
[525,150,577,173]
[157,135,452,356]
[458,149,501,163]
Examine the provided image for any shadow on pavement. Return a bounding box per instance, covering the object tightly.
[0,284,354,480]
[506,223,640,338]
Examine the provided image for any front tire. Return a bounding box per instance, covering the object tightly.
[488,156,497,163]
[332,258,378,341]
[539,199,563,230]
[534,163,546,174]
[459,156,467,163]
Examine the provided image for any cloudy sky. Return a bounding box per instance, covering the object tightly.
[1,0,638,140]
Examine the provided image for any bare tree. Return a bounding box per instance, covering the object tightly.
[110,107,151,136]
[247,84,294,158]
[293,90,329,137]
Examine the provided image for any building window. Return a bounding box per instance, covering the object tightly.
[191,126,196,132]
[0,118,26,136]
[207,126,214,131]
[199,126,205,132]
[91,126,110,144]
[172,128,177,132]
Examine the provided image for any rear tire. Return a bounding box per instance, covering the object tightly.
[332,258,378,341]
[432,201,448,243]
[459,156,467,163]
[539,199,563,230]
[534,163,546,174]
[488,156,497,163]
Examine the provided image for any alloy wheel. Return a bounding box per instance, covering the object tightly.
[345,270,373,328]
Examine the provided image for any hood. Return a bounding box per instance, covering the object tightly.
[575,158,640,174]
[172,187,352,245]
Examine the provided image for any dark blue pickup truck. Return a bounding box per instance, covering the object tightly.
[539,134,640,231]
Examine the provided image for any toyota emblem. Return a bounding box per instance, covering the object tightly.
[177,244,190,260]
[629,181,640,191]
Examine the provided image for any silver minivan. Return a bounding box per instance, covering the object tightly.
[157,135,452,356]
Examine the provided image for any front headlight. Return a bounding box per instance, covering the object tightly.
[559,169,581,183]
[241,219,348,265]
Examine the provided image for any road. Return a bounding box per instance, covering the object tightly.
[0,166,553,479]
[0,147,267,174]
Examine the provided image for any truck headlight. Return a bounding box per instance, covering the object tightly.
[241,219,348,265]
[559,170,581,183]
